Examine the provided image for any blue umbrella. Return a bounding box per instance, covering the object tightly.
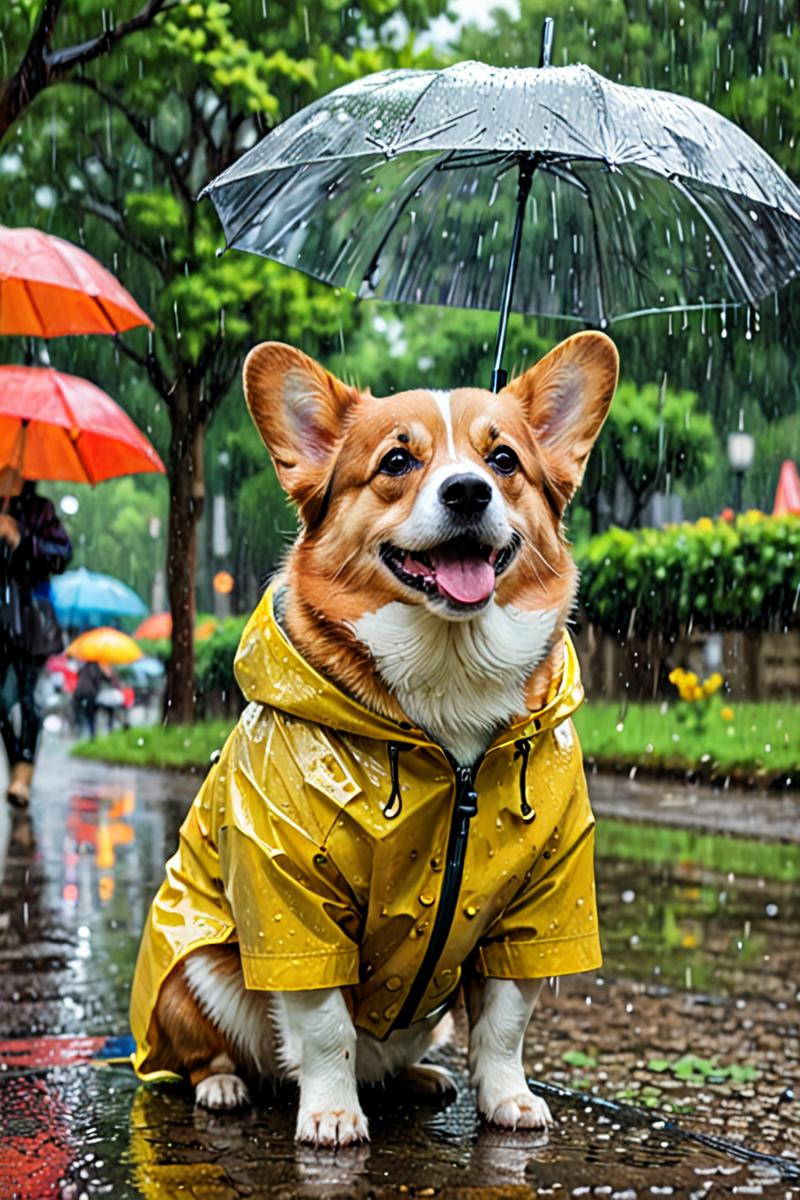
[51,566,148,629]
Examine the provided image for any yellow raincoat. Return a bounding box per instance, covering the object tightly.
[131,587,601,1077]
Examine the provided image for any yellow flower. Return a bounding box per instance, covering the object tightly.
[702,673,723,697]
[743,509,765,524]
[721,706,735,722]
[695,517,714,532]
[683,671,698,688]
[668,668,684,684]
[690,685,705,702]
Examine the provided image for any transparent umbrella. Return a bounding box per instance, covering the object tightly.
[202,20,800,390]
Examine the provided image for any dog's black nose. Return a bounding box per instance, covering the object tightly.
[438,473,493,518]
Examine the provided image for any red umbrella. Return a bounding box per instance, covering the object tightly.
[0,366,164,483]
[0,225,152,338]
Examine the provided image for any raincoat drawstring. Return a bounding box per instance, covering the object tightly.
[514,737,535,822]
[384,741,411,819]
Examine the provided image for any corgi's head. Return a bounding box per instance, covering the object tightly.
[244,332,617,754]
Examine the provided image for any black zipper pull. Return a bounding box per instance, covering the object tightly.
[455,766,478,817]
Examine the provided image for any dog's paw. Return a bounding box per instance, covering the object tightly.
[296,1107,369,1148]
[483,1091,552,1131]
[195,1073,251,1111]
[401,1063,458,1101]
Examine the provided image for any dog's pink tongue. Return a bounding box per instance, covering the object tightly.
[430,544,495,605]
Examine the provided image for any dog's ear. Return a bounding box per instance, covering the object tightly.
[505,331,618,508]
[243,342,361,519]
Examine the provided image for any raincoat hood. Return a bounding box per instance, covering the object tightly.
[131,588,601,1077]
[234,588,586,747]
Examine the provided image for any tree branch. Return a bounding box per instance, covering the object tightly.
[45,0,174,72]
[0,0,173,141]
[114,334,175,405]
[76,76,194,212]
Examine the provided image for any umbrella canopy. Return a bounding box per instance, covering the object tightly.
[203,51,800,387]
[52,567,147,629]
[134,612,172,641]
[134,612,218,641]
[0,226,152,338]
[0,366,165,483]
[773,460,800,517]
[67,627,143,665]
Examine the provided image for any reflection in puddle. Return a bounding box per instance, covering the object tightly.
[0,751,798,1196]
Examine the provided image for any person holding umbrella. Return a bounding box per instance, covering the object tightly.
[0,462,72,807]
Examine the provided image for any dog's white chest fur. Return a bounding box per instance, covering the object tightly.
[352,600,558,765]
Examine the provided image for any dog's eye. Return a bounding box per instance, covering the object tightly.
[378,447,418,476]
[487,445,519,475]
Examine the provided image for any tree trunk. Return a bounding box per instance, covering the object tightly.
[164,405,205,724]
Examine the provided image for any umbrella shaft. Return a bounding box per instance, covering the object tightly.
[491,158,535,392]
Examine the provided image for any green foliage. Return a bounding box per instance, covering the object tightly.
[194,613,248,700]
[583,381,716,529]
[647,1055,759,1084]
[561,1049,598,1069]
[45,476,167,610]
[577,514,800,638]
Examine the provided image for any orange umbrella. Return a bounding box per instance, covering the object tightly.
[194,617,219,641]
[0,226,152,337]
[0,366,164,483]
[134,613,218,641]
[134,612,172,641]
[67,627,143,665]
[772,460,800,517]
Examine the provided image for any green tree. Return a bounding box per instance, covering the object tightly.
[3,0,446,720]
[47,476,168,613]
[583,381,716,531]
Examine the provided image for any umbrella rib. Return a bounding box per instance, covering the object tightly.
[667,177,759,305]
[219,171,283,249]
[376,71,448,158]
[356,150,458,292]
[93,296,120,336]
[21,279,50,339]
[583,185,609,328]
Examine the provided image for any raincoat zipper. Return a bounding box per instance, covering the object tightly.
[391,760,480,1032]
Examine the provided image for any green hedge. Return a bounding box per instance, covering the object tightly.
[576,513,799,639]
[195,615,248,709]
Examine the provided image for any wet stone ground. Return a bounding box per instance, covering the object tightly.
[0,737,799,1199]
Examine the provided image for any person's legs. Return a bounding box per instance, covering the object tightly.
[5,652,41,807]
[86,698,98,740]
[15,654,42,765]
[0,662,20,767]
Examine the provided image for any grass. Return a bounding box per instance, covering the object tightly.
[73,701,799,783]
[573,700,798,782]
[73,721,234,771]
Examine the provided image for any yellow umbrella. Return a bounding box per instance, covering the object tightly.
[67,626,143,665]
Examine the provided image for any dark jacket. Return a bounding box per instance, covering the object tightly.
[0,483,72,656]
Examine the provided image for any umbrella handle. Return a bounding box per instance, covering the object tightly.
[2,421,28,511]
[490,157,536,393]
[540,17,555,68]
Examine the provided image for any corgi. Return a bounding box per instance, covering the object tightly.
[131,330,618,1147]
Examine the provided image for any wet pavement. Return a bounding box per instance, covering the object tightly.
[0,735,799,1199]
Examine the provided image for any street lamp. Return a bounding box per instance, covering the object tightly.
[727,432,755,513]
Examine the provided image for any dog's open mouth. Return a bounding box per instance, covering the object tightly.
[381,534,520,608]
